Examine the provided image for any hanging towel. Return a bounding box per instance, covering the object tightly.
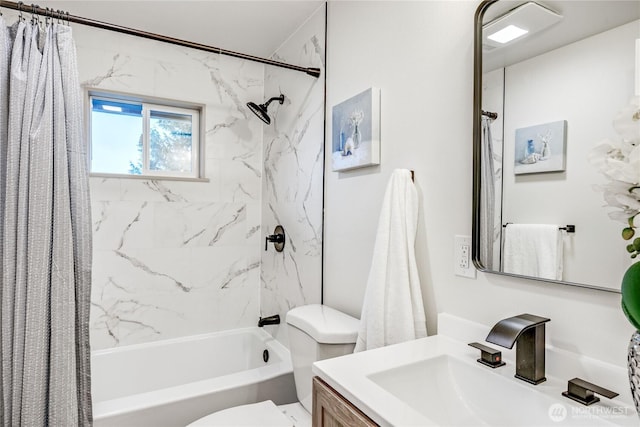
[354,169,427,352]
[503,224,563,280]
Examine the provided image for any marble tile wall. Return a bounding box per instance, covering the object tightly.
[73,25,266,350]
[260,6,326,345]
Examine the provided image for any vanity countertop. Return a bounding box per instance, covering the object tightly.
[312,313,638,426]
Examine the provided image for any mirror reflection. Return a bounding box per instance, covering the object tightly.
[474,0,640,292]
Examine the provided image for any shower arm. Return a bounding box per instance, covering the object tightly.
[262,95,285,109]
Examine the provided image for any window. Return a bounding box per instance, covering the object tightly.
[89,93,201,179]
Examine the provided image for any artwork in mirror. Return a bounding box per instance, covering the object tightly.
[513,120,566,175]
[472,0,640,292]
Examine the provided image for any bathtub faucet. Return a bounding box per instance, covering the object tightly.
[258,314,280,327]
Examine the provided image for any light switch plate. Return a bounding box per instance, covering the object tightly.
[454,235,476,279]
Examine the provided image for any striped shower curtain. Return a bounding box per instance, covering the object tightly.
[480,116,495,270]
[0,15,93,427]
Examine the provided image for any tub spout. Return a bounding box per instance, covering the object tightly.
[258,314,280,327]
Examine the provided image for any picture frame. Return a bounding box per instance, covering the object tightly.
[331,88,381,172]
[514,120,567,175]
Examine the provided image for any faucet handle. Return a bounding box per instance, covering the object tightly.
[562,378,619,406]
[468,342,506,368]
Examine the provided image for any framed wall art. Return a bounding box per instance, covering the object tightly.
[331,87,381,172]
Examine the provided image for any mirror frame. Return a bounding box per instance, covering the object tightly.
[471,0,620,294]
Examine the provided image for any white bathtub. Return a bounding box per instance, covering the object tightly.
[91,327,297,427]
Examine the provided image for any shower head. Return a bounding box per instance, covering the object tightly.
[247,94,285,125]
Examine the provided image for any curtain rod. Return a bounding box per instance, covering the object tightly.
[0,0,321,78]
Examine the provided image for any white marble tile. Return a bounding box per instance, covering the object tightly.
[90,248,192,349]
[79,22,264,349]
[79,50,157,95]
[82,7,325,350]
[245,202,263,250]
[260,6,326,346]
[153,202,247,248]
[91,201,154,251]
[89,177,122,201]
[219,158,262,202]
[119,179,190,203]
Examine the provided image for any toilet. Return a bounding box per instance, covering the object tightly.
[188,304,360,427]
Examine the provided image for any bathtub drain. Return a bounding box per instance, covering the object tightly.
[263,349,269,363]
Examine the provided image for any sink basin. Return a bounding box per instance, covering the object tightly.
[313,315,637,427]
[368,355,565,426]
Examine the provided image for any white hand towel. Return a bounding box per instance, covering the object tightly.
[354,169,427,352]
[503,224,563,280]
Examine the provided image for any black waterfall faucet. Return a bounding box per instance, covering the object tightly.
[258,314,280,327]
[485,313,550,385]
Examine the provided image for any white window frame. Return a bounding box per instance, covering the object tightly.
[88,90,204,181]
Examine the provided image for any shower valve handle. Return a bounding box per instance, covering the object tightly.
[265,234,284,249]
[265,225,285,252]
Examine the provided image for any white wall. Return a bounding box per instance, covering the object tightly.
[324,1,633,367]
[501,20,638,288]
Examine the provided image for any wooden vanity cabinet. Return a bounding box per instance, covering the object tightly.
[312,376,378,427]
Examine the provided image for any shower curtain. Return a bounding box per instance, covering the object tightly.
[0,15,93,427]
[480,116,495,270]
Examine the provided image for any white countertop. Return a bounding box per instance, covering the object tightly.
[312,313,638,426]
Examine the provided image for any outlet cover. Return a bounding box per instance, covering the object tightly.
[454,235,476,279]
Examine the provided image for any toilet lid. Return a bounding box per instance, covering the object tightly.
[187,400,294,427]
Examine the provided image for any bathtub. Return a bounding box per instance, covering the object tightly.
[91,327,297,427]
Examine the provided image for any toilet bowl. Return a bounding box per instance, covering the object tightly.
[187,400,301,426]
[187,304,359,427]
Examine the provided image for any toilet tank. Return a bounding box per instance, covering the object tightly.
[285,304,360,413]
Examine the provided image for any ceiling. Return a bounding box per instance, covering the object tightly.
[482,0,640,71]
[34,0,324,58]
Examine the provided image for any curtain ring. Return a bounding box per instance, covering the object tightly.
[66,11,70,26]
[30,4,37,24]
[17,2,24,21]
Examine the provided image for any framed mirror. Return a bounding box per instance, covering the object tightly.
[472,0,640,292]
